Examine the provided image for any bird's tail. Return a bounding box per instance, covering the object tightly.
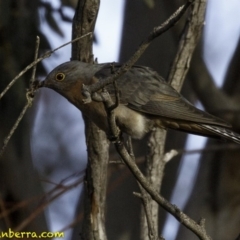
[160,121,240,144]
[157,119,240,144]
[201,124,240,144]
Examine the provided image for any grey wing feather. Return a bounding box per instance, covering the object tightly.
[95,63,230,128]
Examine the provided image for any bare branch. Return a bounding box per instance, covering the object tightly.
[126,138,159,240]
[168,0,207,91]
[0,172,84,220]
[30,36,40,86]
[0,101,30,158]
[94,84,211,239]
[139,184,159,240]
[0,33,92,158]
[141,0,207,237]
[163,149,178,162]
[14,177,83,232]
[0,35,41,158]
[71,1,109,240]
[114,141,212,240]
[141,128,167,239]
[84,1,210,239]
[82,1,192,102]
[0,33,91,100]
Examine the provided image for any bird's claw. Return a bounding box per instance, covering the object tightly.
[82,84,92,104]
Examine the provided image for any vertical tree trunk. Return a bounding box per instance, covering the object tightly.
[71,1,109,239]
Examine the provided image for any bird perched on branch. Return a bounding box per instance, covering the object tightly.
[43,61,240,144]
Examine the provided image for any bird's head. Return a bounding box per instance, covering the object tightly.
[43,61,86,94]
[42,61,102,105]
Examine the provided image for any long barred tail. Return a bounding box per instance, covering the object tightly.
[201,124,240,144]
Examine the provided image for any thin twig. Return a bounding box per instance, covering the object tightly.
[163,149,178,162]
[0,34,92,158]
[0,101,30,158]
[0,172,84,220]
[85,1,210,238]
[95,51,211,240]
[0,33,92,100]
[82,1,192,102]
[0,194,43,220]
[114,141,211,240]
[0,35,41,158]
[30,36,40,86]
[139,184,158,240]
[140,0,207,238]
[127,137,158,240]
[101,95,211,239]
[96,89,196,239]
[14,177,83,232]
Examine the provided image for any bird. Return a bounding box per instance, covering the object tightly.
[42,60,240,144]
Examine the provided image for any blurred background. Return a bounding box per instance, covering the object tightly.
[1,0,240,239]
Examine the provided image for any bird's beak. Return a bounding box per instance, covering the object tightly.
[40,79,55,90]
[31,80,45,90]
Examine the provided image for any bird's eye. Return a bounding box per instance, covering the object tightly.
[55,73,65,81]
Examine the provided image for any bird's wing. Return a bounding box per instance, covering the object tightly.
[94,63,230,128]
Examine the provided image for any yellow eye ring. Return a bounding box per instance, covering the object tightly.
[55,73,65,81]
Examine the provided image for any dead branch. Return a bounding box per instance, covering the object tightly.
[0,35,41,158]
[14,177,83,232]
[168,0,207,91]
[87,0,212,239]
[71,1,109,240]
[99,91,211,239]
[141,0,207,237]
[92,80,211,239]
[127,137,159,240]
[81,0,193,103]
[114,139,211,240]
[0,33,91,100]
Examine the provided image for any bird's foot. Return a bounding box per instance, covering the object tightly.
[82,84,92,104]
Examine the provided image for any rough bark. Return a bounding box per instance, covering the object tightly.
[71,1,109,239]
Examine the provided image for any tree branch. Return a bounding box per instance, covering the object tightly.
[93,82,210,239]
[114,140,211,240]
[0,33,91,100]
[82,0,193,103]
[71,1,109,240]
[0,36,41,158]
[168,0,207,91]
[79,0,210,238]
[140,0,207,237]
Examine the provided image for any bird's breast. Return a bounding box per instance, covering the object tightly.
[114,105,153,139]
[75,100,153,139]
[58,82,154,138]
